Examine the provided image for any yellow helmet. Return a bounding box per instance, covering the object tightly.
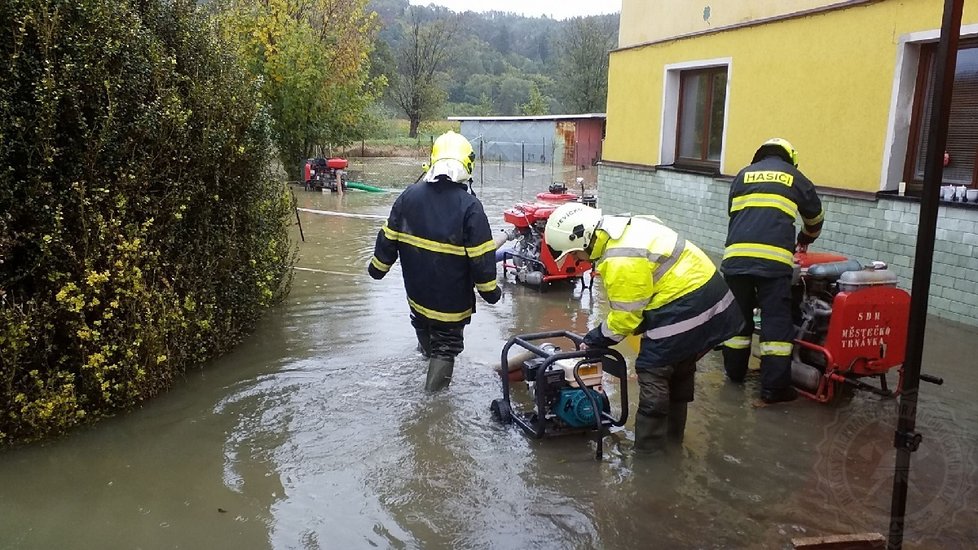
[425,131,475,183]
[752,138,799,167]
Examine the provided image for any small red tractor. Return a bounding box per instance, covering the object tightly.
[499,180,597,287]
[789,252,943,402]
[303,157,348,192]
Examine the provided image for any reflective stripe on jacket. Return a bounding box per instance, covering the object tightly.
[369,179,498,324]
[593,217,743,368]
[721,155,823,277]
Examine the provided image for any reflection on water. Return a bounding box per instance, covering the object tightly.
[1,158,976,549]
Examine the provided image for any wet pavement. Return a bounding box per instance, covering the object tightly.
[1,158,976,549]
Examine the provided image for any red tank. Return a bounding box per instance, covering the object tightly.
[503,204,558,228]
[327,158,348,170]
[535,191,579,203]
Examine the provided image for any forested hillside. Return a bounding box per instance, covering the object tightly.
[367,0,618,130]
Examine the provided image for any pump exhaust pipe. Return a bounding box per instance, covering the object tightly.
[517,270,544,285]
[791,361,823,393]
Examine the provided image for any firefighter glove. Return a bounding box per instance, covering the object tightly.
[583,326,617,349]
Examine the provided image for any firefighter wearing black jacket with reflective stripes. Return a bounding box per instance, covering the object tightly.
[721,138,824,404]
[368,131,501,392]
[545,203,743,454]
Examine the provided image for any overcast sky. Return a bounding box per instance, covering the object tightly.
[407,0,621,19]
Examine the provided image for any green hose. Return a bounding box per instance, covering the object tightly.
[345,181,386,193]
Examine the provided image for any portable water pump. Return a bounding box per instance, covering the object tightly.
[786,252,944,402]
[302,157,348,192]
[491,331,629,460]
[499,179,596,287]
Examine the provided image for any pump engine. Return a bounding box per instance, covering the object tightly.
[787,252,942,401]
[491,331,629,460]
[303,157,348,192]
[499,179,596,287]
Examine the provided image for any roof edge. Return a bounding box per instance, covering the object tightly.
[449,114,606,122]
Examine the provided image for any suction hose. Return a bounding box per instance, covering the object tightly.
[345,181,386,193]
[493,230,516,262]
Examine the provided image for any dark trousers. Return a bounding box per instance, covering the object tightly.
[722,274,794,391]
[411,314,464,360]
[635,356,697,418]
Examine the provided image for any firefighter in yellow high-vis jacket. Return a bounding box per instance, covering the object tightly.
[545,203,743,454]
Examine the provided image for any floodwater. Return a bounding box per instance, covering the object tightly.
[1,158,976,549]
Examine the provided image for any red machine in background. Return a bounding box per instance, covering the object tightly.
[788,252,943,402]
[500,180,597,287]
[303,157,348,192]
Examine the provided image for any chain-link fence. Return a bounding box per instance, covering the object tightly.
[322,149,598,193]
[291,123,601,191]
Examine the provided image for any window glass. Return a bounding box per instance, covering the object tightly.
[911,43,978,186]
[678,72,708,160]
[708,71,728,161]
[677,67,727,166]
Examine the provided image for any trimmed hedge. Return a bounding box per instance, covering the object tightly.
[0,0,295,444]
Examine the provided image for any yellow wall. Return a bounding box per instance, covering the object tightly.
[605,0,978,192]
[620,0,844,47]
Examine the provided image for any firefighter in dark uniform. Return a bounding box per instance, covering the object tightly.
[545,203,743,454]
[368,131,501,391]
[721,138,824,403]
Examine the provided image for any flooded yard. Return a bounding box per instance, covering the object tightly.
[1,158,976,549]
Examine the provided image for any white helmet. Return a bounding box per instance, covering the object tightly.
[544,203,602,262]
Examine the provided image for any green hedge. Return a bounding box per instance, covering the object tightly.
[0,0,295,444]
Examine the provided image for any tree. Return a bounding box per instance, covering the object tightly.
[497,74,532,116]
[389,8,456,137]
[493,25,512,56]
[216,0,383,178]
[520,83,549,116]
[556,17,617,113]
[477,93,495,116]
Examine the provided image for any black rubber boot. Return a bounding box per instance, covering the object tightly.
[761,386,798,404]
[424,357,454,392]
[634,413,668,455]
[666,402,688,444]
[722,347,750,384]
[415,329,431,359]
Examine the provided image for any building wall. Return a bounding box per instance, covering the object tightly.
[604,0,978,193]
[598,164,978,327]
[619,0,845,47]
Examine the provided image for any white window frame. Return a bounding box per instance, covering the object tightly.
[881,23,978,191]
[661,57,733,173]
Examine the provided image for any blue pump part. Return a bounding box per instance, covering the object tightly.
[555,388,604,428]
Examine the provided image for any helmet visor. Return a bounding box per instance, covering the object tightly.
[425,159,469,183]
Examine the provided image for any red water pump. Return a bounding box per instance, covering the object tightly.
[788,252,943,402]
[499,181,597,286]
[303,157,348,192]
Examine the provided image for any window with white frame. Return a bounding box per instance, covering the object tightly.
[661,59,731,174]
[904,39,978,188]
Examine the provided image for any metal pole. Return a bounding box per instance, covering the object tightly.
[550,138,555,181]
[291,188,305,242]
[522,141,525,179]
[887,1,963,548]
